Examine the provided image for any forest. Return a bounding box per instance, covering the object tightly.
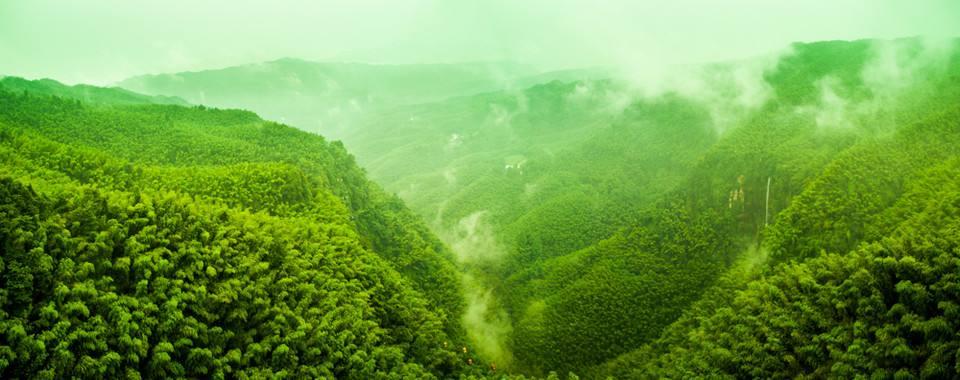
[3,4,960,378]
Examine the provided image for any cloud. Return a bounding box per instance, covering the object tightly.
[810,76,856,130]
[794,37,958,132]
[861,37,957,100]
[674,51,786,133]
[442,167,458,185]
[605,47,790,134]
[461,274,514,368]
[435,211,513,367]
[447,211,505,264]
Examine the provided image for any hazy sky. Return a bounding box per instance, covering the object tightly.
[1,0,958,85]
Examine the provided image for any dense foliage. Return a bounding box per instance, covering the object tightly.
[0,80,487,378]
[590,40,960,378]
[0,77,187,106]
[4,36,960,379]
[331,37,960,376]
[365,37,958,375]
[598,153,960,379]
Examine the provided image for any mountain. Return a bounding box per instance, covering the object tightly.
[494,37,960,375]
[309,37,960,376]
[596,104,960,379]
[118,59,584,140]
[1,76,188,106]
[0,78,494,378]
[5,36,960,379]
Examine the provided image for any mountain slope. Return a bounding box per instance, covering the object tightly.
[88,37,960,378]
[0,80,485,378]
[587,39,960,378]
[598,136,960,379]
[485,37,960,375]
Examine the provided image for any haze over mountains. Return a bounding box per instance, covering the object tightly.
[4,2,960,378]
[118,60,609,140]
[70,36,960,377]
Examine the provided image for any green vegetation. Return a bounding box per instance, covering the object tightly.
[513,38,960,376]
[0,79,495,378]
[342,37,960,376]
[4,36,960,379]
[0,77,188,106]
[597,151,960,379]
[311,37,960,377]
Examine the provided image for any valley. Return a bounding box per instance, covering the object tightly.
[2,2,960,377]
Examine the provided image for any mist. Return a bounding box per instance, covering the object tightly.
[4,2,960,379]
[2,1,959,85]
[440,210,514,366]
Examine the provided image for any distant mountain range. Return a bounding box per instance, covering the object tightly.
[118,58,610,140]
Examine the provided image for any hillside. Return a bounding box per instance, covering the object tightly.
[495,37,960,375]
[4,36,960,380]
[0,79,491,378]
[596,105,960,379]
[319,37,960,376]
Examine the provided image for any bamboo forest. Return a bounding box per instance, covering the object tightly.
[2,1,960,379]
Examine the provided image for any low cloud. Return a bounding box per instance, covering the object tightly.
[862,37,956,100]
[801,38,958,132]
[461,274,514,368]
[809,76,857,130]
[437,211,514,367]
[447,211,506,264]
[606,47,791,134]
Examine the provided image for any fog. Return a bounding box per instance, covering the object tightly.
[2,1,958,85]
[4,1,960,378]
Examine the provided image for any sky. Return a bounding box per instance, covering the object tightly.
[1,0,958,85]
